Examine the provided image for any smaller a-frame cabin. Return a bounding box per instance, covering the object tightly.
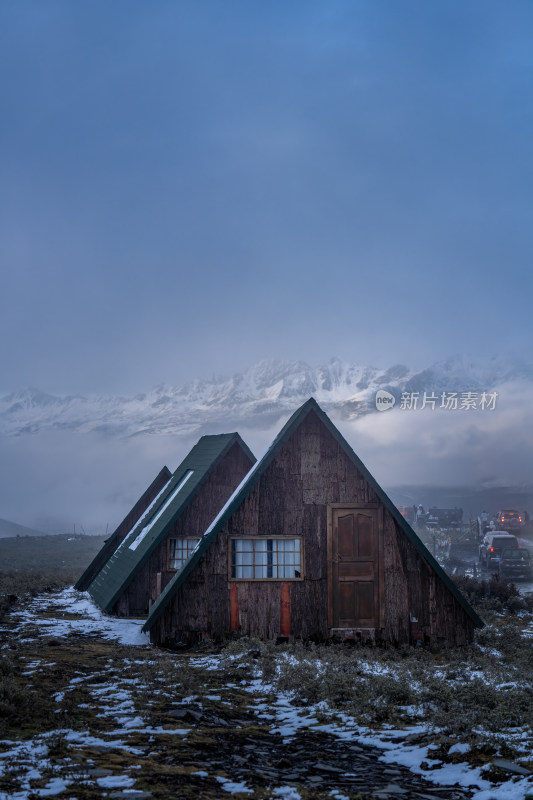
[75,466,172,592]
[143,399,483,647]
[86,433,255,616]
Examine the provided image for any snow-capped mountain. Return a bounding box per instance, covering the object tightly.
[1,354,531,439]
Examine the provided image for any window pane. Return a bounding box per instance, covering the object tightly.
[169,538,199,570]
[230,538,301,579]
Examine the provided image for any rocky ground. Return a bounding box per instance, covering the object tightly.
[0,588,532,800]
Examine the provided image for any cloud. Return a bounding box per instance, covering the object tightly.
[345,380,533,488]
[2,380,532,534]
[0,429,198,534]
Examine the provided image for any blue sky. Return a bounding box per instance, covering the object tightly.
[1,1,532,395]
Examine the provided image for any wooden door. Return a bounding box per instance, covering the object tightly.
[328,505,383,629]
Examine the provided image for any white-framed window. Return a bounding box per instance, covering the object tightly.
[230,537,302,580]
[168,537,200,571]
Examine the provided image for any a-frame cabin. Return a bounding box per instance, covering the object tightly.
[86,433,255,616]
[144,399,483,646]
[75,466,172,592]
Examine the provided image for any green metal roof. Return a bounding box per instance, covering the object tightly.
[143,398,484,633]
[75,466,172,592]
[87,433,255,613]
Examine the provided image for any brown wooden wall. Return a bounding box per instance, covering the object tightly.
[114,442,254,617]
[151,411,475,646]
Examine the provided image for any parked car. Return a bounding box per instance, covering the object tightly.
[498,548,533,580]
[479,532,519,569]
[426,507,463,528]
[494,509,523,532]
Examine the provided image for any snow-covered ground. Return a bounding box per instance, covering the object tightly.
[0,588,532,799]
[9,587,149,646]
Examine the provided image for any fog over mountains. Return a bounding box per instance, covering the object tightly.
[2,354,533,533]
[2,354,531,439]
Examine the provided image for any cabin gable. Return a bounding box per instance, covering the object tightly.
[114,440,254,616]
[87,433,255,615]
[149,405,478,646]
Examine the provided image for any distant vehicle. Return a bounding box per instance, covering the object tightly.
[494,509,523,532]
[397,505,416,523]
[479,532,519,569]
[426,507,463,528]
[498,548,533,581]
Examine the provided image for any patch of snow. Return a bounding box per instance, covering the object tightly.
[215,776,253,794]
[62,730,143,753]
[96,774,135,788]
[449,742,471,755]
[271,786,301,799]
[472,778,533,800]
[12,588,149,646]
[188,656,222,670]
[129,470,194,552]
[329,791,349,800]
[120,716,146,729]
[33,776,71,796]
[103,725,189,736]
[116,478,171,553]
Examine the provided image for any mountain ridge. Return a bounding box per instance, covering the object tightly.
[1,354,531,439]
[0,517,49,539]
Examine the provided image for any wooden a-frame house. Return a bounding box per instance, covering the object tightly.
[143,399,483,646]
[85,433,255,617]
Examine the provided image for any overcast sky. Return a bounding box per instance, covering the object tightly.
[1,2,533,531]
[1,1,532,395]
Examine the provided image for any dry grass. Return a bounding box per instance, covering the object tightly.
[1,567,532,796]
[221,577,533,753]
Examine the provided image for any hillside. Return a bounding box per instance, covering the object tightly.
[0,517,48,539]
[0,534,107,595]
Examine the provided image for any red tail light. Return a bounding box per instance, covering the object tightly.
[490,546,494,552]
[501,516,505,522]
[519,516,522,523]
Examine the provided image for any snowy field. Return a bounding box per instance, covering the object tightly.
[0,587,531,799]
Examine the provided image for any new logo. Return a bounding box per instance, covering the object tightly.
[375,390,396,412]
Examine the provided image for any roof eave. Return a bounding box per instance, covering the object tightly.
[102,433,255,615]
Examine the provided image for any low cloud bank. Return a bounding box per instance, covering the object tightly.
[1,381,531,533]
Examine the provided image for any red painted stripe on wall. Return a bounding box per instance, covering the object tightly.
[280,582,291,637]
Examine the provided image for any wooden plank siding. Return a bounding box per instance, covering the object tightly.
[150,408,476,647]
[113,441,254,617]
